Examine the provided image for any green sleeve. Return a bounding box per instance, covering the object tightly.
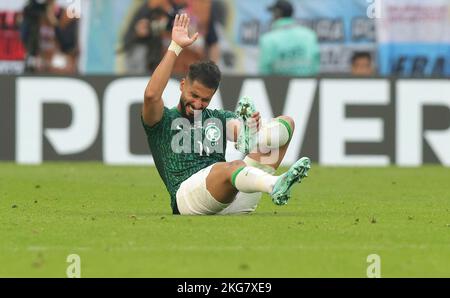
[259,36,273,75]
[141,107,170,136]
[219,110,238,120]
[212,109,237,131]
[310,34,320,75]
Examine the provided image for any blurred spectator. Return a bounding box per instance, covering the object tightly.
[21,0,79,74]
[210,0,235,71]
[174,0,219,75]
[121,0,175,74]
[259,0,319,76]
[121,0,219,75]
[351,51,375,76]
[0,10,26,74]
[53,7,79,73]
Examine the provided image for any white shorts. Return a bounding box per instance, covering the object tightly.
[176,164,262,215]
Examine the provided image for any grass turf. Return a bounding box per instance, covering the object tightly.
[0,162,449,277]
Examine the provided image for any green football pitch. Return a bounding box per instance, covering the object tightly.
[1,163,449,277]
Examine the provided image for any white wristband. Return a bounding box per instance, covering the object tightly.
[168,40,183,56]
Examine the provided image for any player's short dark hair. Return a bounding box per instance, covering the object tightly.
[351,52,372,65]
[268,0,294,18]
[187,60,221,91]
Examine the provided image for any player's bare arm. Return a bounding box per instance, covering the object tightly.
[142,14,199,127]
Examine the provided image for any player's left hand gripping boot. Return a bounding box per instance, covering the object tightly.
[271,157,311,206]
[235,96,257,154]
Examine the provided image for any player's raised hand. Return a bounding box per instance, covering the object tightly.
[172,14,199,48]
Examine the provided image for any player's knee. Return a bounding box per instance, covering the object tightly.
[277,115,295,132]
[258,116,294,150]
[228,160,246,169]
[225,160,246,184]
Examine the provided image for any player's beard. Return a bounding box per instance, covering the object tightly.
[179,97,191,120]
[179,96,200,122]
